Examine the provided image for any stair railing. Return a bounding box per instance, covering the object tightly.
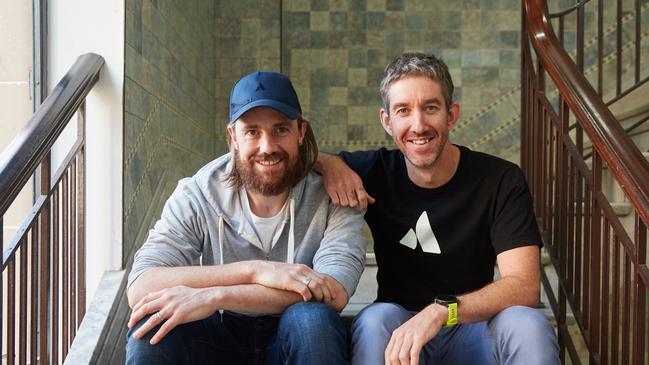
[0,53,104,364]
[522,0,649,364]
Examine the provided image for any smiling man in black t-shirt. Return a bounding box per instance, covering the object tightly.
[316,53,559,365]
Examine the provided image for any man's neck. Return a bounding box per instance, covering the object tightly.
[406,144,460,189]
[245,189,290,217]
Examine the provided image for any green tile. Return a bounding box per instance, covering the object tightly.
[347,124,366,139]
[285,11,310,28]
[461,0,480,9]
[367,0,386,11]
[480,0,498,10]
[348,68,367,87]
[288,29,311,48]
[366,12,385,30]
[385,11,405,30]
[480,49,499,66]
[311,31,330,48]
[330,12,348,30]
[349,0,367,11]
[367,67,384,88]
[348,106,366,123]
[405,32,422,48]
[499,49,516,66]
[443,11,462,29]
[404,0,423,10]
[404,12,426,30]
[285,0,311,11]
[386,0,404,11]
[328,87,349,105]
[310,11,330,30]
[347,31,367,47]
[479,32,500,48]
[348,11,367,29]
[329,124,347,140]
[310,0,328,11]
[329,0,348,11]
[330,31,348,48]
[386,31,404,50]
[500,31,519,48]
[367,31,385,49]
[349,48,368,67]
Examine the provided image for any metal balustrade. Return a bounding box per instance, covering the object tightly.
[522,1,649,364]
[0,53,103,364]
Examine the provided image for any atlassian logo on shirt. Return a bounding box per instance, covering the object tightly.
[398,211,442,254]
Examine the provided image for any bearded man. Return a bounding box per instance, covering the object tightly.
[125,71,367,365]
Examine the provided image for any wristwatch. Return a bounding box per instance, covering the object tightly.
[434,295,459,327]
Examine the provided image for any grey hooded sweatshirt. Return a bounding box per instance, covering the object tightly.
[128,153,367,301]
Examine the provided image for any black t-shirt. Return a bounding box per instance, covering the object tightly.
[339,146,541,311]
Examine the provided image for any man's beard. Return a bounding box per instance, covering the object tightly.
[233,150,302,196]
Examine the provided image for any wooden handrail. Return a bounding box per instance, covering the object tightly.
[0,53,104,216]
[524,0,649,227]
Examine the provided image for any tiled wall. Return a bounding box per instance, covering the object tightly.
[209,0,527,160]
[123,0,217,263]
[214,0,282,154]
[280,0,524,160]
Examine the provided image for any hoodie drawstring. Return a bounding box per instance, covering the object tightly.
[218,216,225,266]
[286,198,295,264]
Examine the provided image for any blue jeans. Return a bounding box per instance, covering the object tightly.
[351,303,560,365]
[126,302,349,364]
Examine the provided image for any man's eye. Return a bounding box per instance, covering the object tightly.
[395,108,408,115]
[425,105,438,113]
[245,130,258,137]
[275,127,291,136]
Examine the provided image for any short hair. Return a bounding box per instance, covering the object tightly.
[226,117,318,190]
[380,53,454,113]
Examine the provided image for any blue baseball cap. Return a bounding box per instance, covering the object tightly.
[229,71,302,124]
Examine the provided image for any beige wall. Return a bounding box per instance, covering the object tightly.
[0,1,34,251]
[0,1,33,360]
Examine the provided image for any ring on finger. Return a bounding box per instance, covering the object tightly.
[303,276,312,286]
[155,312,165,322]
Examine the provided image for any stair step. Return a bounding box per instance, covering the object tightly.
[610,202,633,216]
[584,151,648,169]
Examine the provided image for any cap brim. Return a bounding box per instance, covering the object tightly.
[230,99,300,124]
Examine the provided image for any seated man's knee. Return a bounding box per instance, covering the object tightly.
[491,306,555,339]
[277,302,348,364]
[352,302,411,335]
[126,315,181,364]
[489,306,560,365]
[279,302,346,340]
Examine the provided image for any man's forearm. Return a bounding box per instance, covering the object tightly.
[456,274,539,323]
[456,245,540,323]
[313,152,337,174]
[128,262,254,308]
[214,284,305,314]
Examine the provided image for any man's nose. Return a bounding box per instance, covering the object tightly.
[258,133,278,154]
[411,110,427,134]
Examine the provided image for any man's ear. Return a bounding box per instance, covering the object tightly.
[227,123,238,150]
[380,108,393,136]
[447,102,460,130]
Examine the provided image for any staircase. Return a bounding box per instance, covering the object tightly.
[522,0,649,364]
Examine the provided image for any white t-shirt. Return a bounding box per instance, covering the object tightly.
[240,191,287,254]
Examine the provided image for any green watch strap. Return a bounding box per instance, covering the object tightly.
[443,302,458,327]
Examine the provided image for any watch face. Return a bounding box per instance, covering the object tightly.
[435,295,458,304]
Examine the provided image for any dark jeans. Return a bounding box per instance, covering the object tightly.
[125,302,349,364]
